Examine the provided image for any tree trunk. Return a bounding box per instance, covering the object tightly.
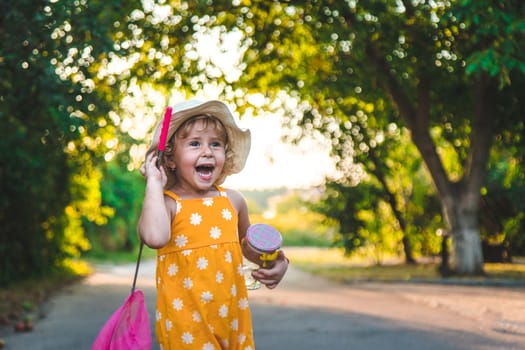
[445,74,495,275]
[439,233,451,276]
[401,236,416,264]
[442,187,484,274]
[452,225,484,274]
[367,38,495,276]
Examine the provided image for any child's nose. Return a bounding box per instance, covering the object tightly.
[202,145,213,156]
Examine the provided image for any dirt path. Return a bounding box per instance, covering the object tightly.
[1,259,525,349]
[250,266,525,349]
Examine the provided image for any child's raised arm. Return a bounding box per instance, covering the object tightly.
[138,152,172,249]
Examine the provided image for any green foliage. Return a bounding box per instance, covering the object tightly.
[481,148,525,254]
[3,0,523,284]
[451,0,525,86]
[242,188,288,215]
[271,192,334,247]
[245,190,334,247]
[312,181,380,252]
[308,127,443,262]
[0,0,141,284]
[355,202,405,265]
[160,0,524,273]
[83,161,145,253]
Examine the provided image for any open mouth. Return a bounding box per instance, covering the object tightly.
[196,165,214,180]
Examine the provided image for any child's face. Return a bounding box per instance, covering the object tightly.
[170,119,226,191]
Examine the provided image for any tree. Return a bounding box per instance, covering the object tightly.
[0,0,140,283]
[312,129,443,263]
[150,0,523,275]
[95,1,524,275]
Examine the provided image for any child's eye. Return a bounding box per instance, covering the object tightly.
[211,141,223,148]
[189,141,200,147]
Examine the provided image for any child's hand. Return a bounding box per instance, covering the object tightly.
[252,251,289,289]
[141,152,167,187]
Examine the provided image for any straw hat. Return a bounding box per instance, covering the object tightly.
[146,100,251,185]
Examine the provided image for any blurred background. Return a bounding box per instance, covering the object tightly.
[1,1,524,317]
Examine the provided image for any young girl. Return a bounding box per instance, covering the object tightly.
[139,100,289,349]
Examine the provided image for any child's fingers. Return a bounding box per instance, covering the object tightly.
[252,269,280,288]
[252,253,289,288]
[257,277,278,289]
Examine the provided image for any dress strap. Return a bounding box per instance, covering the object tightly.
[164,191,179,201]
[163,187,226,200]
[216,186,229,197]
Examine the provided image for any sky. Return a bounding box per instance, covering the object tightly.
[222,112,335,190]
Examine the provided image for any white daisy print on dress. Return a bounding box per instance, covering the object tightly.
[197,257,208,270]
[167,263,178,277]
[231,284,237,297]
[176,200,182,213]
[172,298,183,311]
[182,249,192,256]
[239,297,249,309]
[190,212,202,226]
[219,304,228,318]
[231,318,239,331]
[222,208,232,220]
[181,331,193,344]
[203,342,214,350]
[155,310,162,322]
[165,319,172,331]
[183,277,193,289]
[201,291,213,303]
[216,271,224,283]
[238,333,246,344]
[192,311,202,322]
[175,234,188,248]
[225,250,232,263]
[210,226,221,239]
[203,198,213,207]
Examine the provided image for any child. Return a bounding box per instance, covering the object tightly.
[139,100,289,349]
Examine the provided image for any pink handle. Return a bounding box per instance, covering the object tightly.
[158,106,172,152]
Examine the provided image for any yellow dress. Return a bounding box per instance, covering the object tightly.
[155,187,255,350]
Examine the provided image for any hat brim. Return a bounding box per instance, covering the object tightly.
[149,100,251,183]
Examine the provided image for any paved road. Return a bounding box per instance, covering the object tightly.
[2,259,525,350]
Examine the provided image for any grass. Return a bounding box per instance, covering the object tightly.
[286,247,525,283]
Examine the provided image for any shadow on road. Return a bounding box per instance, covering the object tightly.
[251,302,519,350]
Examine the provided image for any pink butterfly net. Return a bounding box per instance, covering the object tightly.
[91,244,152,350]
[93,107,171,349]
